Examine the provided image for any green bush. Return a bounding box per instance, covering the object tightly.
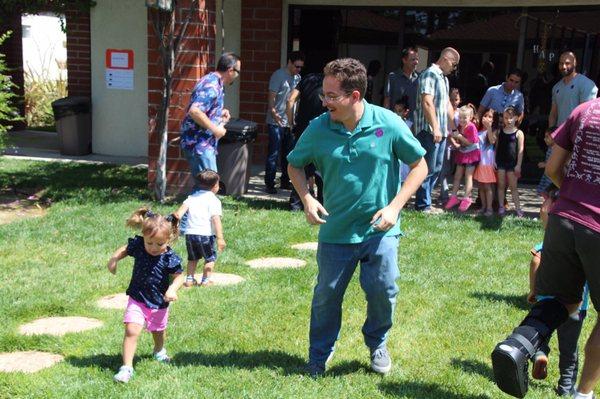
[24,70,67,128]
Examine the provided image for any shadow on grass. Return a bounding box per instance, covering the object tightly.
[327,360,366,376]
[450,358,494,381]
[66,353,129,371]
[224,196,289,211]
[379,381,491,399]
[474,214,504,231]
[470,291,530,311]
[171,350,306,375]
[0,161,148,204]
[441,211,505,231]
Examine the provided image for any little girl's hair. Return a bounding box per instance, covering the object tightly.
[126,207,179,242]
[477,108,500,132]
[503,105,521,117]
[458,105,473,118]
[458,104,478,125]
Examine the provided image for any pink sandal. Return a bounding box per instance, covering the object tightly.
[444,195,460,210]
[458,197,472,212]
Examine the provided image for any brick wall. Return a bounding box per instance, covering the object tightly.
[65,9,91,97]
[147,0,215,195]
[239,0,283,163]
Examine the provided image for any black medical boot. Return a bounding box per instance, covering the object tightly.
[491,299,569,398]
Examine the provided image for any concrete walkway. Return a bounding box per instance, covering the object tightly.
[3,130,544,217]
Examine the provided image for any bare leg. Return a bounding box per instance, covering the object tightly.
[479,183,487,211]
[201,261,215,286]
[484,183,494,211]
[184,260,199,286]
[464,166,475,198]
[151,329,166,353]
[451,165,465,197]
[507,171,521,211]
[497,170,507,208]
[122,322,143,367]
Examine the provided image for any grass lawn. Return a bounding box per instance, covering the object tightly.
[0,157,593,398]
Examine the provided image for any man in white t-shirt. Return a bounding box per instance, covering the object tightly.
[173,170,225,287]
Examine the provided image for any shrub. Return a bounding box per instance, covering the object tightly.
[23,69,67,128]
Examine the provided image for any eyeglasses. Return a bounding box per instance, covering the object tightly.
[451,62,458,71]
[319,93,349,103]
[293,64,303,69]
[231,67,240,74]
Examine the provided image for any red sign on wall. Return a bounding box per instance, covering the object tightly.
[105,49,134,70]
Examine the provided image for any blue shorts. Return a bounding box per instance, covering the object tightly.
[185,235,217,262]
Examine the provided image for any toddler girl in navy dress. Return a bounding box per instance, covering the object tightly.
[107,207,184,383]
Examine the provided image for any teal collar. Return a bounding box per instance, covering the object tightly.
[327,100,374,134]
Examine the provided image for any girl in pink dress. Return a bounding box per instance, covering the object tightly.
[473,108,499,216]
[444,105,481,212]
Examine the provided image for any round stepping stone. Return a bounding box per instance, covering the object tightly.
[245,257,306,269]
[291,242,318,251]
[0,351,63,373]
[194,272,245,286]
[96,293,129,309]
[19,316,103,336]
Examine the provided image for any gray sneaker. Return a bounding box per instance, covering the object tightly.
[370,347,392,374]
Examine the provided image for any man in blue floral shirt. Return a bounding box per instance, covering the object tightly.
[180,52,241,183]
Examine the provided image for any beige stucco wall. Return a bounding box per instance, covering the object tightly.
[216,0,241,118]
[90,0,148,157]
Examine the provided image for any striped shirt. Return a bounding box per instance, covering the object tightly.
[414,63,449,137]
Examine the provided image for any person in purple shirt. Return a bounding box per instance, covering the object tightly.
[491,98,600,399]
[180,52,241,184]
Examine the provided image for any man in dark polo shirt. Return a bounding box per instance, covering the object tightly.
[286,72,326,210]
[383,46,419,122]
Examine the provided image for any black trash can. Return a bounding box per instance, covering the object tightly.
[51,96,92,155]
[216,118,258,196]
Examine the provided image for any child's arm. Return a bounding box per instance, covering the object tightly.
[107,245,128,274]
[486,127,497,145]
[515,130,525,175]
[448,135,460,149]
[528,251,541,304]
[212,215,226,252]
[172,203,189,220]
[164,273,185,302]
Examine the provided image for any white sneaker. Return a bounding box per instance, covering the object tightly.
[573,391,596,399]
[113,365,134,383]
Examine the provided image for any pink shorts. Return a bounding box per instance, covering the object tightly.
[123,297,169,332]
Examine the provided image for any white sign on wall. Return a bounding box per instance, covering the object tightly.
[106,69,134,90]
[105,49,134,90]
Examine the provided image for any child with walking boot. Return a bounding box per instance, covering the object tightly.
[173,169,226,287]
[528,194,589,396]
[108,207,184,383]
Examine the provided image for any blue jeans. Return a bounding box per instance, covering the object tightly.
[265,124,294,188]
[309,235,400,365]
[183,147,218,189]
[415,131,446,210]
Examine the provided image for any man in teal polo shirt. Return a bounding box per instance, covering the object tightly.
[287,58,427,377]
